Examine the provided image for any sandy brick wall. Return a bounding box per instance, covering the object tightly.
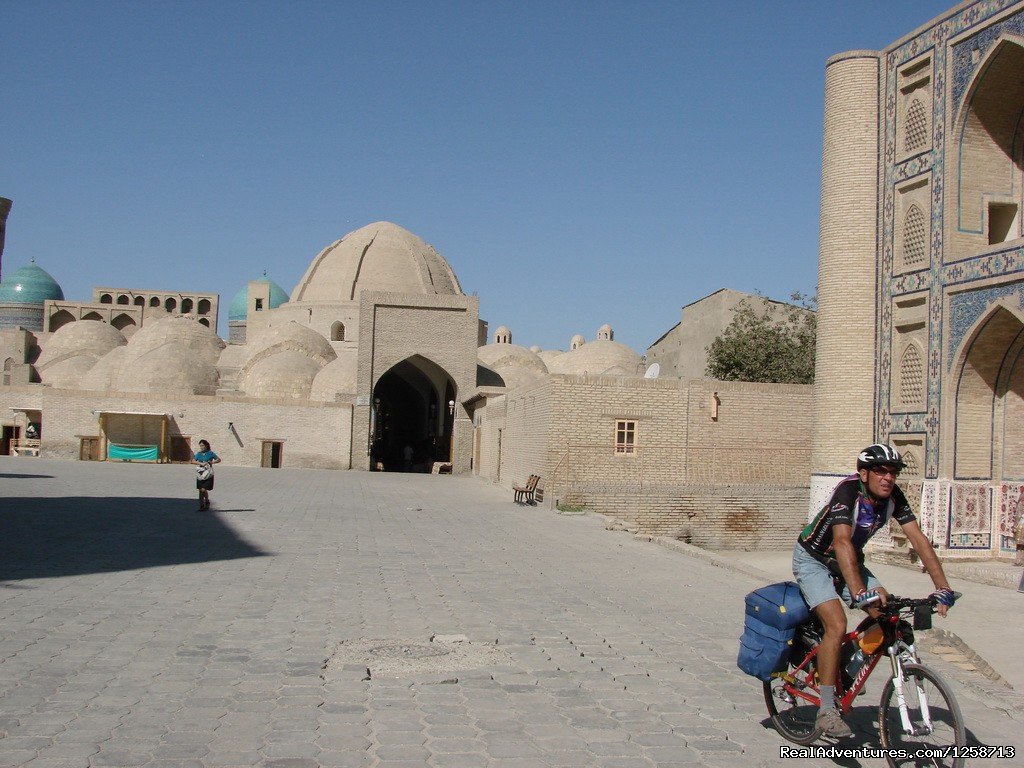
[0,386,352,469]
[472,395,505,483]
[499,377,553,491]
[563,483,809,550]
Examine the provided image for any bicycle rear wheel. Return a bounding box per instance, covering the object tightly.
[763,663,821,745]
[878,663,965,768]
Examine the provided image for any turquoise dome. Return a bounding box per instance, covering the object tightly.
[228,274,288,321]
[0,261,65,305]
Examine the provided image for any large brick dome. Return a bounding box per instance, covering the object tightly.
[290,222,463,303]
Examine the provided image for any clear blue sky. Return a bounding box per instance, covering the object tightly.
[1,1,950,352]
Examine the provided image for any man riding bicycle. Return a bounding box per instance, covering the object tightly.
[793,444,956,738]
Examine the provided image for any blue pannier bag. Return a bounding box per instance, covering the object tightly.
[737,581,811,681]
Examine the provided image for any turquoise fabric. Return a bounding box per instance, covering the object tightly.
[228,275,288,321]
[108,444,159,461]
[0,262,65,305]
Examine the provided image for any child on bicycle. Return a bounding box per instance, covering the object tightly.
[793,444,956,738]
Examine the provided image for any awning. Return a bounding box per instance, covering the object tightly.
[93,411,171,418]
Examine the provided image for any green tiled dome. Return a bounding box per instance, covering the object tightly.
[228,273,288,321]
[0,260,65,305]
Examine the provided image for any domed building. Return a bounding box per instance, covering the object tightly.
[246,221,481,472]
[546,326,642,376]
[476,326,548,390]
[0,259,64,331]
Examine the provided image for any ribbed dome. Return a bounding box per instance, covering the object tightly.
[546,339,642,376]
[35,319,126,371]
[237,350,323,400]
[0,261,64,305]
[291,222,463,302]
[228,274,289,321]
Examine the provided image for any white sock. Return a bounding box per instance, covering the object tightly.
[819,685,835,711]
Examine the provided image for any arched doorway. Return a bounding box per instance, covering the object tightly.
[951,303,1024,555]
[371,355,456,472]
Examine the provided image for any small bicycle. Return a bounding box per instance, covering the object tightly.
[764,594,967,767]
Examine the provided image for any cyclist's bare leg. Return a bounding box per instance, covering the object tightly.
[814,597,846,691]
[812,598,853,737]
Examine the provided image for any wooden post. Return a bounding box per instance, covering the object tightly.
[99,413,107,461]
[159,417,167,463]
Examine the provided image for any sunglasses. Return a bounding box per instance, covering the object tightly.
[869,466,901,478]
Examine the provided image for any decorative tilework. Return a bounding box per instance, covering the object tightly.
[947,281,1023,361]
[951,7,1024,109]
[878,1,1024,479]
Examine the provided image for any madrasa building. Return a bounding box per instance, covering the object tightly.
[814,0,1024,562]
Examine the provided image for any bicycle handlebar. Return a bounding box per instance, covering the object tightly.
[882,592,963,612]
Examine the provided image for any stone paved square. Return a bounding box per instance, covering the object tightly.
[2,458,1022,767]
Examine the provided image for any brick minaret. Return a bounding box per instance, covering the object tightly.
[810,52,881,516]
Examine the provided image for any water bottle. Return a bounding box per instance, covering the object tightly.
[846,648,866,679]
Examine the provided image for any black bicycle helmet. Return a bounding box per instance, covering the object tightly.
[857,443,906,471]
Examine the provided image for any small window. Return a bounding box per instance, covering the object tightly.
[133,296,145,306]
[149,296,161,307]
[331,321,346,341]
[197,298,211,314]
[99,293,113,304]
[165,297,177,312]
[181,297,194,314]
[614,419,637,454]
[254,298,264,311]
[988,202,1019,244]
[116,294,129,305]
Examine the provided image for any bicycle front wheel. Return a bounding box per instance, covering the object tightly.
[878,662,966,768]
[763,665,821,745]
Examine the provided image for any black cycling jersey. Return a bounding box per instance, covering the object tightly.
[799,475,916,559]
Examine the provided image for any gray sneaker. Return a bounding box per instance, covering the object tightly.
[815,707,853,738]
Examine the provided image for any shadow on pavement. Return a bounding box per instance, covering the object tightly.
[0,495,269,581]
[0,473,55,479]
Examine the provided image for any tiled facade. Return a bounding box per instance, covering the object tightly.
[817,0,1024,559]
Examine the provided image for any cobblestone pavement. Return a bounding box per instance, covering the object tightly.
[2,459,1022,768]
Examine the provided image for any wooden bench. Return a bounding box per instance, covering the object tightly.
[514,475,540,505]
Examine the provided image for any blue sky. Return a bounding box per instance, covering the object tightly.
[1,1,950,352]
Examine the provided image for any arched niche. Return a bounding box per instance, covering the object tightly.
[371,354,457,472]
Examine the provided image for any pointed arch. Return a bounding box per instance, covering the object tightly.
[950,301,1024,480]
[955,36,1024,236]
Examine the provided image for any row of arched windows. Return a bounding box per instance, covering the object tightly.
[99,293,212,314]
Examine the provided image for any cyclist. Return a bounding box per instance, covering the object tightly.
[793,444,956,738]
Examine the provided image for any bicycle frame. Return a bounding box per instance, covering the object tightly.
[778,612,931,735]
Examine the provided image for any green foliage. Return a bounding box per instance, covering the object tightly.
[704,292,817,384]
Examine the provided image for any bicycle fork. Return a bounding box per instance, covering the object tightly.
[889,645,933,736]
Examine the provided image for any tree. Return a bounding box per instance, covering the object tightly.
[704,292,817,384]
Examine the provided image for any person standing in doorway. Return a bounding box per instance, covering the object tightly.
[193,439,221,511]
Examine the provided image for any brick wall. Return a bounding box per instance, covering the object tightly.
[562,482,809,550]
[0,385,352,468]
